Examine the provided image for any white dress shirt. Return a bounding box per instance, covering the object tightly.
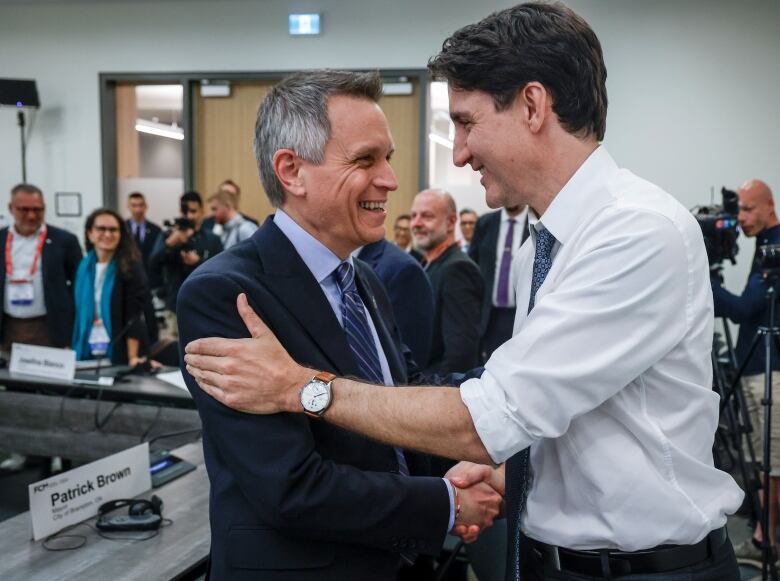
[460,147,743,551]
[4,224,47,318]
[492,206,529,308]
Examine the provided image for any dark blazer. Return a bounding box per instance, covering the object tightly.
[425,243,483,374]
[358,239,434,368]
[149,227,223,311]
[108,260,148,365]
[126,219,161,274]
[468,210,529,335]
[177,219,450,581]
[0,224,82,347]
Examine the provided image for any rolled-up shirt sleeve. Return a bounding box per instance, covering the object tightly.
[460,207,694,464]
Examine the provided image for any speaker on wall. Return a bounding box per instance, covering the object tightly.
[0,79,40,108]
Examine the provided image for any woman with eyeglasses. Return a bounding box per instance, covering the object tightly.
[72,208,150,365]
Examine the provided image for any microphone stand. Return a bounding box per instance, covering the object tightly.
[94,313,143,377]
[18,109,27,183]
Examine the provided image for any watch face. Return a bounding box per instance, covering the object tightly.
[302,381,330,413]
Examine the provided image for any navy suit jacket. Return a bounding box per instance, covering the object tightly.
[177,218,449,581]
[0,224,82,347]
[468,210,529,335]
[126,219,161,276]
[425,243,483,374]
[358,239,434,368]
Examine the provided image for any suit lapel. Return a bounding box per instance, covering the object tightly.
[252,219,360,378]
[353,261,406,385]
[41,228,53,285]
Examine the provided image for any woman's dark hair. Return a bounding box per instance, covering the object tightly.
[84,208,140,278]
[428,1,608,141]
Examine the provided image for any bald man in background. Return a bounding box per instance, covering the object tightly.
[411,189,482,375]
[712,179,780,565]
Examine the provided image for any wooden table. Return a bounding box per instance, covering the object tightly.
[0,443,210,581]
[0,368,200,462]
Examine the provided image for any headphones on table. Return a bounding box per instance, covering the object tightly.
[96,495,163,531]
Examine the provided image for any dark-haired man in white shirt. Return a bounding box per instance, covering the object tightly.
[184,4,743,579]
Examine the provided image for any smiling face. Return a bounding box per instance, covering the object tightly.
[449,87,534,210]
[411,190,456,252]
[291,95,398,258]
[9,191,45,236]
[88,213,122,256]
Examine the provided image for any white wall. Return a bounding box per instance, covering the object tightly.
[0,0,778,292]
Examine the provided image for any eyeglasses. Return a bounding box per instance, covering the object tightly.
[13,206,44,215]
[92,226,121,234]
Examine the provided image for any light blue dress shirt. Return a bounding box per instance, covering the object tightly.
[274,210,456,531]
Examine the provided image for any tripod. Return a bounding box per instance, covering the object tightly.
[713,323,761,521]
[720,273,780,580]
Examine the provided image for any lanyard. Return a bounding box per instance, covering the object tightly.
[5,225,48,280]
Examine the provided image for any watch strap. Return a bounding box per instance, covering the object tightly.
[302,371,337,418]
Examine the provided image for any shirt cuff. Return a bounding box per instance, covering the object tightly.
[460,370,535,464]
[443,478,456,532]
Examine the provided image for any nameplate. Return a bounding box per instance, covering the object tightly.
[9,343,76,381]
[28,443,151,541]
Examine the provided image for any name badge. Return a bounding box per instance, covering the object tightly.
[88,320,111,356]
[8,279,34,306]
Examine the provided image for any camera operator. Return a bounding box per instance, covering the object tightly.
[712,178,780,564]
[149,191,222,338]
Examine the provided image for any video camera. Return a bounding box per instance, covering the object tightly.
[693,187,740,266]
[162,217,194,232]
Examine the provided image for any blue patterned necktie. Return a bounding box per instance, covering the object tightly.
[334,262,409,476]
[505,227,557,581]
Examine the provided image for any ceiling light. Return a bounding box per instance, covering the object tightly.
[135,118,184,140]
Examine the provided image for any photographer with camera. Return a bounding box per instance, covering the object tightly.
[712,179,780,565]
[149,191,222,338]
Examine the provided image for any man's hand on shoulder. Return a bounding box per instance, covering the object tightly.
[185,293,309,414]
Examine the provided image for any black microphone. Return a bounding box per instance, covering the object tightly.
[94,312,144,377]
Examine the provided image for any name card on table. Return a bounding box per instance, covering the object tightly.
[29,443,151,541]
[9,342,76,381]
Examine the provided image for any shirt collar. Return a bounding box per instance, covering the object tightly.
[224,214,243,230]
[759,224,780,245]
[502,205,528,227]
[532,146,618,245]
[274,209,350,284]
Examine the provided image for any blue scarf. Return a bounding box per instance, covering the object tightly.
[72,250,116,361]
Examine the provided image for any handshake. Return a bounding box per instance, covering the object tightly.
[446,461,505,543]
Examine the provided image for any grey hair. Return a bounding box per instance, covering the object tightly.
[254,70,383,207]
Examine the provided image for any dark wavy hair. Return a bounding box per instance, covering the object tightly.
[428,1,608,141]
[84,208,140,279]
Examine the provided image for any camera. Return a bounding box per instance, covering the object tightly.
[162,217,197,253]
[693,187,740,266]
[162,217,194,232]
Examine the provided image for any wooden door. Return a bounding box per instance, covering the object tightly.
[195,78,421,232]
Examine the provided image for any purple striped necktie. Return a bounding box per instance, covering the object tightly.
[495,218,517,307]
